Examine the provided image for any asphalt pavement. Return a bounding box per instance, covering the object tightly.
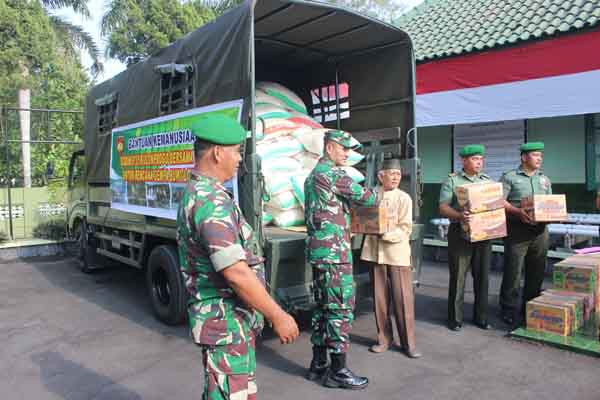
[0,256,597,400]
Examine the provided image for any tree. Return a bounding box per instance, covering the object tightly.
[197,0,244,16]
[101,0,216,66]
[0,0,90,187]
[0,0,101,188]
[323,0,410,23]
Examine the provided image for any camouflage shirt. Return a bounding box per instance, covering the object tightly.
[304,157,379,264]
[176,172,265,346]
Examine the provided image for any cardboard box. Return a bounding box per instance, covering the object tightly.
[526,300,572,336]
[350,198,396,234]
[455,182,504,213]
[521,194,567,222]
[461,208,507,242]
[543,289,594,322]
[535,294,582,331]
[553,256,600,311]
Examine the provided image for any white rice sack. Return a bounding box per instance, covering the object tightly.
[264,173,292,195]
[256,89,288,109]
[293,128,326,155]
[257,82,308,115]
[267,190,301,210]
[262,157,302,174]
[339,166,365,183]
[263,212,273,226]
[346,149,365,166]
[256,117,299,139]
[255,103,292,120]
[288,113,323,129]
[290,170,311,207]
[256,137,303,160]
[295,151,320,170]
[267,206,305,228]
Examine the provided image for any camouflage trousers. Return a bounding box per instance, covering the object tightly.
[310,263,355,354]
[201,335,257,400]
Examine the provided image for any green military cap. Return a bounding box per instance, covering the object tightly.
[520,142,544,153]
[190,114,246,145]
[325,129,361,149]
[459,144,485,157]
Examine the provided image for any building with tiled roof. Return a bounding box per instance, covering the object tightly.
[394,0,600,230]
[397,0,600,61]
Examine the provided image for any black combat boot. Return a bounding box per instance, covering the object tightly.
[323,353,368,390]
[305,346,329,381]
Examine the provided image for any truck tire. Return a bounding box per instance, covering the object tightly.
[78,220,96,273]
[146,245,187,325]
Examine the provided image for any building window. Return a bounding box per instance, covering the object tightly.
[310,82,350,123]
[158,64,194,115]
[98,97,118,136]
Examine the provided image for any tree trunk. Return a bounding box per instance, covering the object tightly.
[17,54,31,191]
[18,81,32,188]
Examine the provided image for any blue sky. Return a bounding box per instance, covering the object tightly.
[56,0,424,82]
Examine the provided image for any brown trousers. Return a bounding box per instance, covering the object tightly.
[370,264,416,352]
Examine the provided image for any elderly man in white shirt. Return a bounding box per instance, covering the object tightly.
[360,158,420,358]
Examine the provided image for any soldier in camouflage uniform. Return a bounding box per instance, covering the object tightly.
[304,130,379,390]
[500,142,552,326]
[177,114,299,400]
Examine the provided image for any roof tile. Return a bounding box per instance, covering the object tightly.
[396,0,600,61]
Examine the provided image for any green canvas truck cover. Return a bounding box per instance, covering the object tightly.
[84,0,415,184]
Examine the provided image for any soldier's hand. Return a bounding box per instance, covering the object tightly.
[272,311,299,344]
[461,210,472,223]
[518,208,535,225]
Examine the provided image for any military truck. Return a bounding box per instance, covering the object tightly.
[66,0,423,325]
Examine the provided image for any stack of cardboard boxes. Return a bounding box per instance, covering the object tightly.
[456,182,507,242]
[526,254,599,337]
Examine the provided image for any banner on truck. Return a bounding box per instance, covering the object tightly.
[110,100,243,219]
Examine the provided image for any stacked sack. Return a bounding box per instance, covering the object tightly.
[255,81,365,228]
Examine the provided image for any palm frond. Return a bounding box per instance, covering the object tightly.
[195,0,242,16]
[100,0,130,37]
[42,0,91,18]
[49,15,104,77]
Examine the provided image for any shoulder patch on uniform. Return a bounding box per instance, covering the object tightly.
[448,172,456,177]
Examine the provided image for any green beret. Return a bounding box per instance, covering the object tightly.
[190,114,246,145]
[520,142,544,153]
[459,144,485,157]
[325,130,361,149]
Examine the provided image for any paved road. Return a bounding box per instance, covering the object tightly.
[0,256,597,400]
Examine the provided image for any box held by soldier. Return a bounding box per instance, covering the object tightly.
[350,198,396,234]
[455,181,504,213]
[526,300,573,336]
[521,194,567,222]
[461,207,507,242]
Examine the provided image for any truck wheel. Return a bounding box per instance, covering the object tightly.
[146,245,187,325]
[78,220,96,273]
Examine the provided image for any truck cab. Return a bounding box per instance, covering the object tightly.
[66,0,423,324]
